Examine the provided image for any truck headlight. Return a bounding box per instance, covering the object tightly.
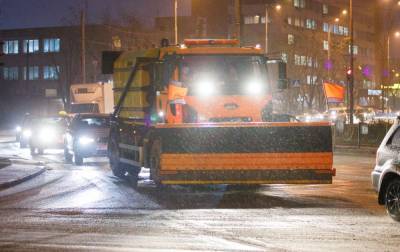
[245,81,263,95]
[79,136,95,145]
[195,78,216,97]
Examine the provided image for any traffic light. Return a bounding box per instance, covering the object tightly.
[346,69,352,81]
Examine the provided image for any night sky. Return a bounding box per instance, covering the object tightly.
[0,0,191,29]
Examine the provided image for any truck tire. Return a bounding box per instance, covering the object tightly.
[109,139,127,178]
[385,178,400,222]
[74,154,83,166]
[150,140,162,187]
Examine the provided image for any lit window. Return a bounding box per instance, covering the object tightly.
[306,19,316,29]
[349,45,358,55]
[294,54,301,65]
[244,15,261,24]
[288,34,295,45]
[23,39,39,53]
[3,40,19,54]
[294,0,306,8]
[333,24,339,34]
[307,75,318,85]
[3,67,19,80]
[281,53,288,63]
[323,23,329,32]
[343,27,349,36]
[43,38,60,53]
[323,40,329,50]
[23,66,39,80]
[43,66,60,80]
[295,18,301,27]
[287,17,292,25]
[300,55,307,66]
[323,4,329,14]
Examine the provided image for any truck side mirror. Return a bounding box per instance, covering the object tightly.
[277,79,288,90]
[277,62,288,90]
[266,59,288,91]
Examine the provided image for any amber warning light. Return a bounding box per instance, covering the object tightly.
[183,39,240,47]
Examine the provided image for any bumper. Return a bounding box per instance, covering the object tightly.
[76,143,108,158]
[155,123,334,185]
[31,140,64,149]
[371,169,382,193]
[160,169,334,185]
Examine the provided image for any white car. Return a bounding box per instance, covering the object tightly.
[372,118,400,221]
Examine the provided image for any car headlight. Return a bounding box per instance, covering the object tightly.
[79,136,95,145]
[16,126,22,132]
[39,127,56,142]
[23,129,32,138]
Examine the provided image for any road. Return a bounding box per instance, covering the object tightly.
[0,134,399,251]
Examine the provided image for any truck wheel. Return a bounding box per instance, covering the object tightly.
[109,140,127,178]
[74,154,83,166]
[385,178,400,222]
[150,140,163,187]
[64,148,73,163]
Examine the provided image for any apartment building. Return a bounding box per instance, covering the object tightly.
[238,0,382,112]
[0,25,170,123]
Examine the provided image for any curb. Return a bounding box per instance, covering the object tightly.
[0,158,11,169]
[334,146,377,156]
[0,166,46,189]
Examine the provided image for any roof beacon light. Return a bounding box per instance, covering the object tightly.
[183,39,240,47]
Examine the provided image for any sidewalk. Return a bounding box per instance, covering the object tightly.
[334,145,377,156]
[0,164,46,189]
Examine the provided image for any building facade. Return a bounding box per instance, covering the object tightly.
[237,0,382,113]
[0,24,170,124]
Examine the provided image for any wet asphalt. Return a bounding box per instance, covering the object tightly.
[0,135,399,251]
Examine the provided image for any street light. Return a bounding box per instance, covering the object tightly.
[174,0,178,44]
[265,3,282,54]
[384,31,400,112]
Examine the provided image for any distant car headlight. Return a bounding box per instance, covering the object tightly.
[23,129,32,138]
[16,126,22,132]
[79,136,95,145]
[39,127,56,142]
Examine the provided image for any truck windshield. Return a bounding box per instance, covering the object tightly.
[178,55,268,96]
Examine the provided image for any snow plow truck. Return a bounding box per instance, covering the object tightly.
[103,39,335,186]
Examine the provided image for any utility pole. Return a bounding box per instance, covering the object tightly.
[349,0,354,124]
[265,6,269,54]
[81,6,86,84]
[174,0,178,44]
[234,0,241,42]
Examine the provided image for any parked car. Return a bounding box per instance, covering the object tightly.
[29,116,68,155]
[64,114,111,165]
[15,113,34,148]
[372,117,400,221]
